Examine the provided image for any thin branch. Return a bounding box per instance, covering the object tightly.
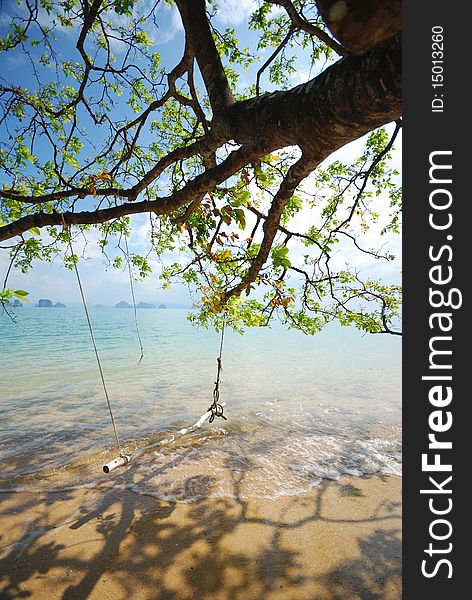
[225,155,315,299]
[264,0,348,56]
[256,25,295,96]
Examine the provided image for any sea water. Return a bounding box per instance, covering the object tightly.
[0,307,401,501]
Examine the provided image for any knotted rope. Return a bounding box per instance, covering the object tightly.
[208,320,227,423]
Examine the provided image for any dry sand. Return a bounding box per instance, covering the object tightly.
[0,475,401,599]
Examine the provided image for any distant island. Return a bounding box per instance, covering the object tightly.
[36,299,66,307]
[29,299,190,309]
[137,302,156,309]
[115,300,131,308]
[115,300,158,309]
[37,299,53,307]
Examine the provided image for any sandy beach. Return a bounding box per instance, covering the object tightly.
[0,474,401,599]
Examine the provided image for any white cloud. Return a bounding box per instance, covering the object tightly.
[155,2,184,44]
[214,0,258,26]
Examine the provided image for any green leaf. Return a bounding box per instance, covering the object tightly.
[271,245,291,270]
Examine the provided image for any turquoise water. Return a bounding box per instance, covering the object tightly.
[0,307,401,500]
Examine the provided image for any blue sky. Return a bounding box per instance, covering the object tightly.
[0,0,402,308]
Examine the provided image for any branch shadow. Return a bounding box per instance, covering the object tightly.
[0,450,401,600]
[316,527,402,599]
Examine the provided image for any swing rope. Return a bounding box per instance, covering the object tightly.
[208,319,227,423]
[60,214,125,458]
[124,235,144,365]
[59,215,228,471]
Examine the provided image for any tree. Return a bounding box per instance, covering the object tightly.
[0,0,402,334]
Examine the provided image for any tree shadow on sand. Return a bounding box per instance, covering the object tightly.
[0,449,401,600]
[316,528,401,600]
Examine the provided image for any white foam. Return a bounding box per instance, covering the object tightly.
[1,409,401,501]
[106,424,402,502]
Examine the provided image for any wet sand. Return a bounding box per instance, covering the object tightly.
[0,475,401,599]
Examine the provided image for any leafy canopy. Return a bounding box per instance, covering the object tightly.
[0,0,401,334]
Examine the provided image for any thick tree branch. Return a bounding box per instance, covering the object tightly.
[224,35,402,157]
[316,0,402,54]
[175,0,235,112]
[223,33,401,157]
